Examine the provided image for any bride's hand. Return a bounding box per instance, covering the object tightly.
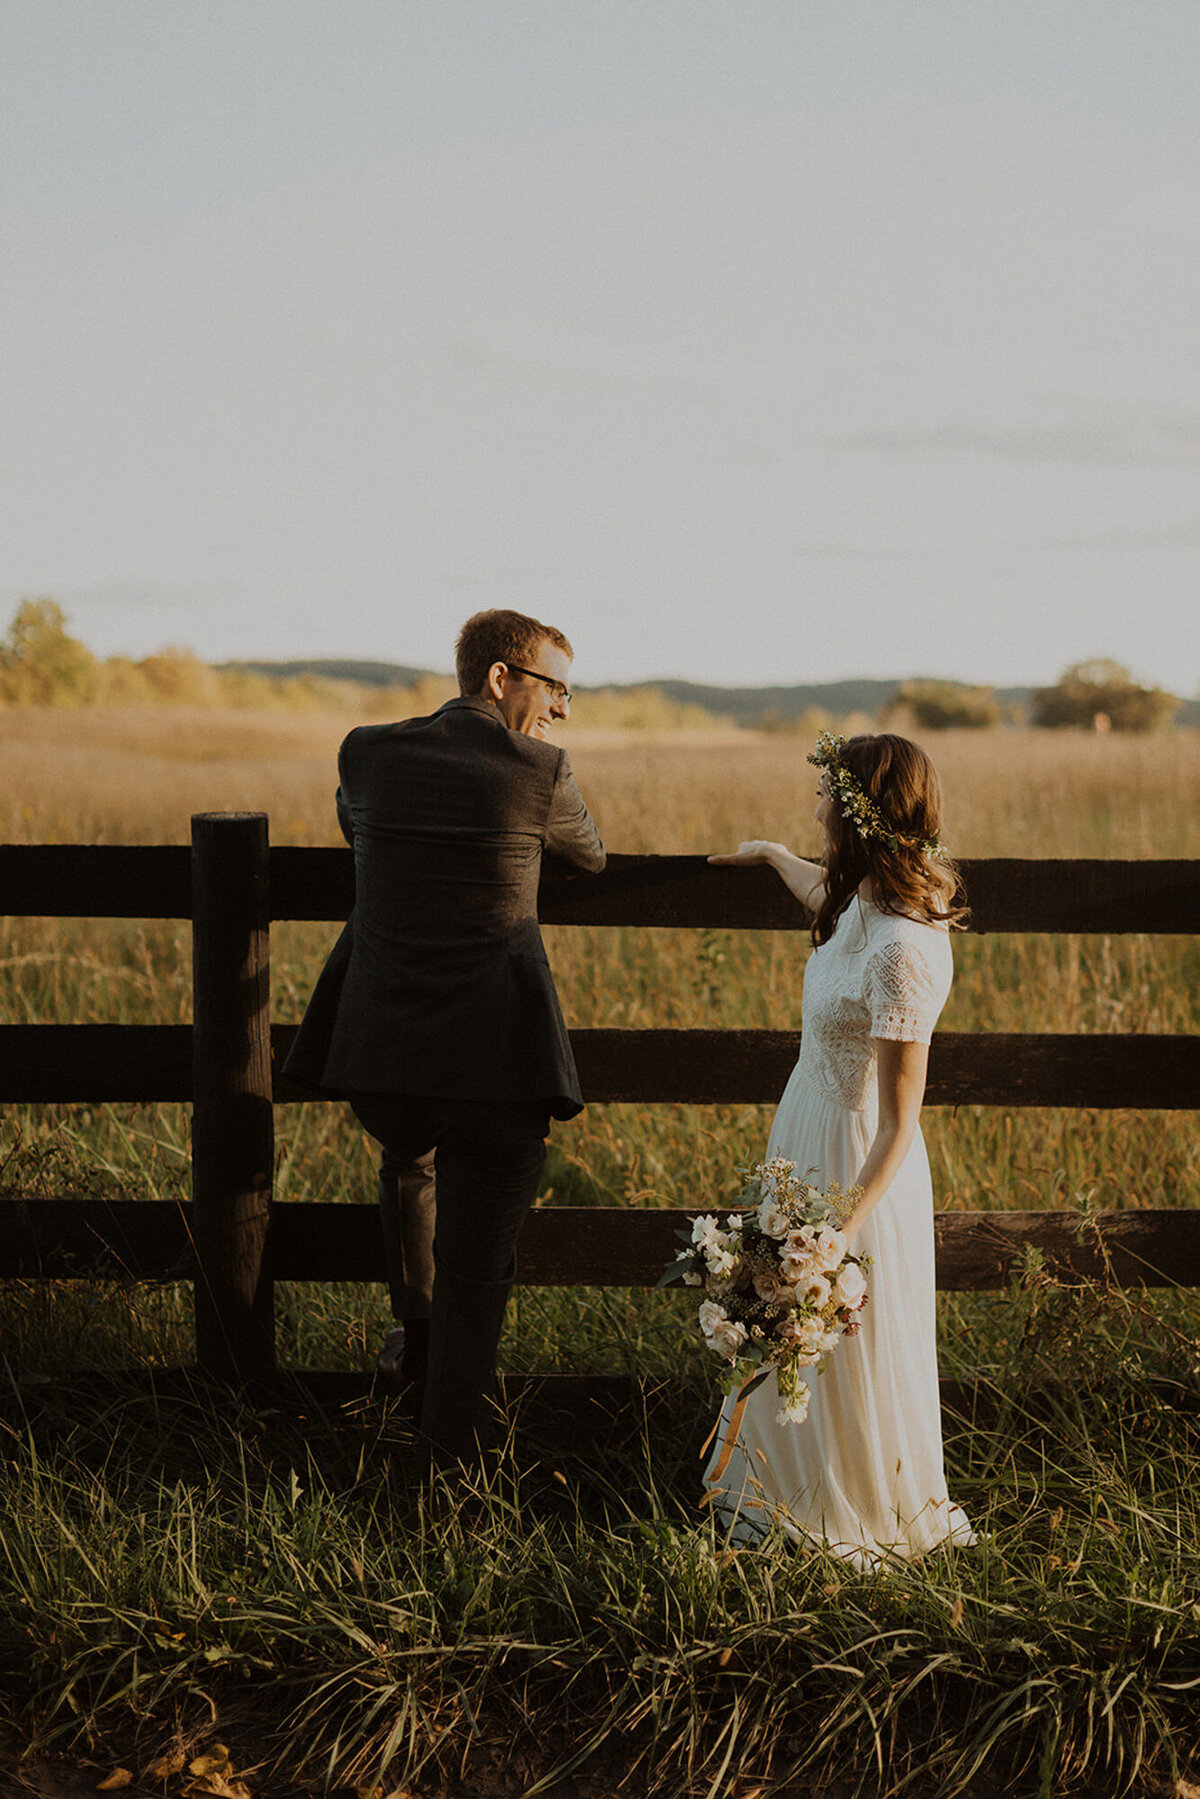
[707,840,785,866]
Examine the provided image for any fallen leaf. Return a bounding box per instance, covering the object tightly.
[718,1647,734,1667]
[184,1778,251,1799]
[189,1746,232,1778]
[96,1774,133,1793]
[146,1750,188,1779]
[948,1597,965,1630]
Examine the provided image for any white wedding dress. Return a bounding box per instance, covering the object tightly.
[703,895,974,1564]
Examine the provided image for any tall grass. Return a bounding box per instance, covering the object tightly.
[3,1272,1200,1795]
[1,710,1199,1793]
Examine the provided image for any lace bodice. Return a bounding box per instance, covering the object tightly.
[797,898,952,1112]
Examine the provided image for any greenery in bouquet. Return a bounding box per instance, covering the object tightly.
[661,1155,869,1425]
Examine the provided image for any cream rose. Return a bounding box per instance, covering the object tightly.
[780,1248,818,1285]
[698,1298,728,1337]
[834,1262,868,1308]
[757,1198,792,1240]
[814,1226,848,1272]
[799,1271,832,1309]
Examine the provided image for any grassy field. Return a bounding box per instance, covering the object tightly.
[1,707,1199,1796]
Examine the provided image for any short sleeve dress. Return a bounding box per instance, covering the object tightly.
[703,895,974,1564]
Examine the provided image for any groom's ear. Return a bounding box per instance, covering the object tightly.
[483,662,508,702]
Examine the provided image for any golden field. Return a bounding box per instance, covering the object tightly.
[1,704,1198,1374]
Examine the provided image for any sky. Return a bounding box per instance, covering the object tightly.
[3,2,1199,694]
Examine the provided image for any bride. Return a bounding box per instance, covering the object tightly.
[704,732,975,1563]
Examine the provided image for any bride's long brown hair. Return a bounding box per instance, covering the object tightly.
[812,734,968,947]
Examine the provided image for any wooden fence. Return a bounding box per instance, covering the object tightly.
[1,813,1198,1388]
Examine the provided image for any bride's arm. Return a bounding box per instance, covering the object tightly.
[707,840,826,911]
[839,1037,929,1246]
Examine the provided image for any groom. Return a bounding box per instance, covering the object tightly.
[285,609,605,1473]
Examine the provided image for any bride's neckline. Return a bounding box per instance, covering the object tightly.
[853,889,947,930]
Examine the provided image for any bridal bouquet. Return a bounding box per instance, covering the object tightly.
[661,1156,868,1428]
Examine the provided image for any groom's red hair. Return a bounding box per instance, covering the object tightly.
[455,610,574,697]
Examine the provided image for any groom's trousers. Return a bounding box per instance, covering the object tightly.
[377,1148,436,1379]
[348,1090,550,1473]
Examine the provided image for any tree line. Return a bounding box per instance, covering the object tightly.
[0,599,441,715]
[0,599,1186,732]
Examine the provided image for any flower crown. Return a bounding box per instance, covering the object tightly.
[806,731,946,858]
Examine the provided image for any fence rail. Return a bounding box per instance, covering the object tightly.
[2,818,1198,1386]
[1,842,1198,931]
[2,1024,1198,1110]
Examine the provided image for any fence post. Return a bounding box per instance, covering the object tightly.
[191,812,275,1386]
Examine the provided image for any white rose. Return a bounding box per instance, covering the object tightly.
[814,1226,848,1272]
[698,1298,728,1337]
[757,1198,792,1240]
[784,1227,816,1255]
[780,1249,817,1285]
[710,1317,748,1360]
[834,1262,868,1309]
[799,1272,831,1309]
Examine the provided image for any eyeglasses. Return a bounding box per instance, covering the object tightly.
[503,664,572,706]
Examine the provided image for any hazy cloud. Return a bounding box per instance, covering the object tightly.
[828,399,1200,466]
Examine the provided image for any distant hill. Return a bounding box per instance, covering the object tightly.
[218,661,1008,716]
[215,660,1197,727]
[642,677,1031,726]
[218,658,433,688]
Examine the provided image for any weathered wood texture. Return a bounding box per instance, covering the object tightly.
[537,855,1200,935]
[0,844,192,918]
[190,814,275,1384]
[560,1029,1200,1109]
[5,1199,1199,1291]
[0,1196,196,1279]
[3,1023,1198,1108]
[2,845,1198,933]
[0,1025,193,1100]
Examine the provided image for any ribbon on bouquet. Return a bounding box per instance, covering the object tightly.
[699,1364,774,1498]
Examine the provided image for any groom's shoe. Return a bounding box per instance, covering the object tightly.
[376,1317,431,1398]
[376,1327,408,1394]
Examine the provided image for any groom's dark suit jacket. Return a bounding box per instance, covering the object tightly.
[284,695,605,1118]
